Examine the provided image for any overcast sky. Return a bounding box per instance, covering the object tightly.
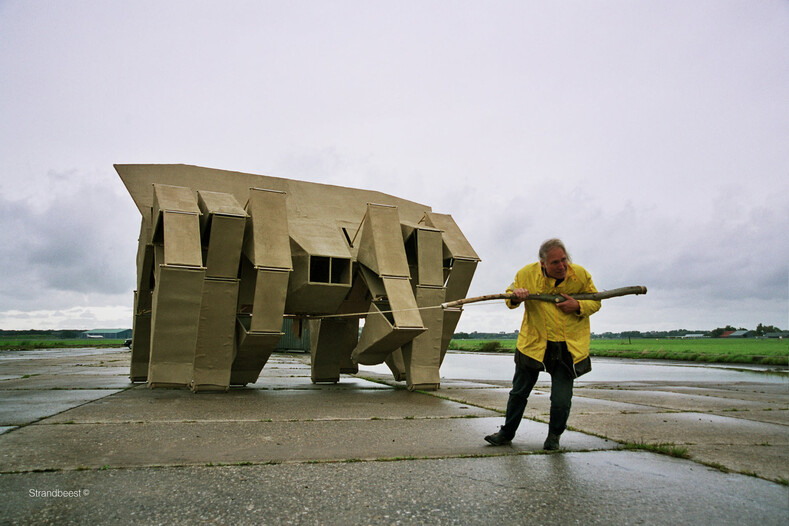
[1,1,787,334]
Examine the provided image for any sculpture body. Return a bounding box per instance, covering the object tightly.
[117,164,479,391]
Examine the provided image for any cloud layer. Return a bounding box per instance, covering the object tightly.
[1,1,787,332]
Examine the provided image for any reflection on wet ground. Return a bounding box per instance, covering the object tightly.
[361,351,789,384]
[0,347,126,360]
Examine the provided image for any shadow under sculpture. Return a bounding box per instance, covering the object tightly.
[117,164,479,392]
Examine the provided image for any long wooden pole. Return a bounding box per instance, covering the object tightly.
[440,285,647,309]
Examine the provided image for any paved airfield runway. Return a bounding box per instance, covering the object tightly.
[1,347,787,525]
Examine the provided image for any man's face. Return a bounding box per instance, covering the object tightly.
[541,247,568,280]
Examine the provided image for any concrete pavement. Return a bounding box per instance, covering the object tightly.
[1,347,787,525]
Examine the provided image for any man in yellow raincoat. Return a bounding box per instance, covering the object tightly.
[485,238,601,450]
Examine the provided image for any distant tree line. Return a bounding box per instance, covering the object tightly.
[754,323,784,336]
[454,331,519,340]
[594,323,785,339]
[454,324,785,340]
[0,329,85,339]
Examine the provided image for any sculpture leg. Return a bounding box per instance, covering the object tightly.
[384,348,406,381]
[130,226,154,382]
[351,203,426,371]
[231,188,291,386]
[148,265,205,387]
[440,258,477,361]
[192,191,247,392]
[402,286,445,390]
[192,279,239,391]
[147,185,205,388]
[400,227,445,389]
[418,212,480,366]
[311,318,359,383]
[231,267,289,385]
[129,296,151,382]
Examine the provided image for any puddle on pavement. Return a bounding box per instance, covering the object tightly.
[360,352,788,385]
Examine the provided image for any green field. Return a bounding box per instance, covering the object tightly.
[449,338,789,366]
[2,337,787,366]
[0,339,127,350]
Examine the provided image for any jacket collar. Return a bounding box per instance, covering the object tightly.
[540,263,577,288]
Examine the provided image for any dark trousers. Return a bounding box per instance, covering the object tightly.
[499,353,574,439]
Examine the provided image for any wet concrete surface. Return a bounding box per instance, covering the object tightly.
[0,347,787,525]
[1,417,615,472]
[0,389,124,426]
[3,453,786,526]
[42,385,492,424]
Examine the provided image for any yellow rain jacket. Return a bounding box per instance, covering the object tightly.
[506,262,601,369]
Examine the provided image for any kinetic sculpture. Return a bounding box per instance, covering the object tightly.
[117,164,479,392]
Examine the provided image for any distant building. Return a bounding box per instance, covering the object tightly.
[727,330,752,338]
[764,331,789,339]
[81,329,132,340]
[682,333,705,339]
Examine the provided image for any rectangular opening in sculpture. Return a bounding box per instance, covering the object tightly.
[330,257,351,284]
[309,256,331,283]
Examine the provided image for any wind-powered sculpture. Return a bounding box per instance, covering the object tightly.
[117,164,480,392]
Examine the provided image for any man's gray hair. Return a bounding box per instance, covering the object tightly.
[539,238,571,263]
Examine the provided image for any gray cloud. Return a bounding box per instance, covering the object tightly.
[0,170,137,313]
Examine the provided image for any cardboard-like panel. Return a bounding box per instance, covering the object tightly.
[148,265,206,387]
[356,204,410,278]
[153,243,165,268]
[231,316,282,385]
[445,258,478,303]
[351,303,425,365]
[135,242,154,313]
[204,214,246,279]
[288,217,354,259]
[384,348,406,381]
[117,164,435,228]
[129,312,151,382]
[250,268,290,332]
[285,281,351,315]
[416,228,444,287]
[403,285,445,390]
[310,318,359,383]
[286,247,310,295]
[135,220,154,298]
[162,211,203,267]
[153,183,201,214]
[192,279,239,392]
[197,190,246,221]
[420,212,480,261]
[333,272,373,316]
[151,184,200,245]
[382,276,423,328]
[355,213,379,275]
[236,255,256,312]
[243,188,292,270]
[358,265,386,300]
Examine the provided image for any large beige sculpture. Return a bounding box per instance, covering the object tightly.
[117,164,479,392]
